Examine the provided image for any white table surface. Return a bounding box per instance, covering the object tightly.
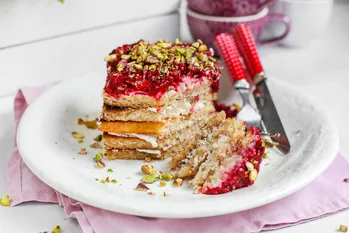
[1,1,349,232]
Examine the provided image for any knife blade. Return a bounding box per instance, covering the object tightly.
[232,24,291,154]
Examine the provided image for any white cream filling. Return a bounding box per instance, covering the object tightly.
[107,132,158,148]
[147,107,157,112]
[136,149,161,154]
[193,101,205,111]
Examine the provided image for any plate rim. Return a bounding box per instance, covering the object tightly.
[16,76,339,218]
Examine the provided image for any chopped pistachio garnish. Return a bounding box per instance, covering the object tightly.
[263,138,276,148]
[104,54,116,62]
[162,173,173,181]
[262,151,270,159]
[340,225,348,232]
[90,142,102,149]
[52,225,61,233]
[78,148,87,155]
[94,153,103,161]
[77,118,98,129]
[106,176,111,183]
[97,160,106,168]
[155,170,163,179]
[107,168,113,173]
[232,103,241,111]
[77,139,84,144]
[159,181,167,187]
[136,183,149,192]
[83,120,98,129]
[100,179,106,184]
[111,179,117,184]
[94,134,102,142]
[0,194,11,206]
[126,176,132,179]
[77,118,84,125]
[95,178,99,181]
[141,174,156,184]
[192,42,200,48]
[141,164,154,175]
[245,162,254,171]
[105,39,216,76]
[249,169,258,181]
[173,178,183,187]
[198,44,208,52]
[163,191,169,197]
[72,131,85,139]
[147,191,155,195]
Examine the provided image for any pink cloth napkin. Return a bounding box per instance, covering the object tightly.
[6,86,349,233]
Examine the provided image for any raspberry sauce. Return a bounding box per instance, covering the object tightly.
[104,40,221,100]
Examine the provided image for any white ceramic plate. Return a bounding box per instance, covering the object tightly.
[17,72,338,218]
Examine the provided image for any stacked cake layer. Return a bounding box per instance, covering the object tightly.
[99,39,221,160]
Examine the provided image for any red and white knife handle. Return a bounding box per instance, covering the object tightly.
[232,24,264,82]
[215,33,248,84]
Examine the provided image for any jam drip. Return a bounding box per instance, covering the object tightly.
[104,40,221,100]
[201,127,265,195]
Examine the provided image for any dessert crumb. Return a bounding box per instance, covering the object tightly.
[72,131,85,139]
[90,142,102,149]
[52,225,61,233]
[0,194,11,206]
[343,178,349,183]
[94,134,102,142]
[141,164,154,175]
[339,225,348,232]
[78,148,87,155]
[136,183,149,192]
[160,181,167,187]
[173,178,183,187]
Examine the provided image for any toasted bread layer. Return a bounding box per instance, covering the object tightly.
[99,102,214,135]
[102,111,225,150]
[106,149,163,160]
[102,94,213,122]
[103,79,211,108]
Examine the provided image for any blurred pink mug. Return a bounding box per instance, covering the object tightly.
[188,0,277,17]
[187,8,290,51]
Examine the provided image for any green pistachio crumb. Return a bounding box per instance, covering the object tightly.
[141,174,156,184]
[94,153,103,161]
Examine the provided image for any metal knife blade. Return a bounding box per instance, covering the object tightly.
[254,78,291,154]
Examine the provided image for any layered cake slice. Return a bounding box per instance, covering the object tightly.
[99,39,221,160]
[172,116,265,194]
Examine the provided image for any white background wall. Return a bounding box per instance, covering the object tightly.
[0,0,181,96]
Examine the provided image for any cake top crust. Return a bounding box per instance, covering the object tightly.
[104,39,221,99]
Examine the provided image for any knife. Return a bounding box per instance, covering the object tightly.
[232,24,291,155]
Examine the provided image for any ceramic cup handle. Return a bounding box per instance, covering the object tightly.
[259,14,291,45]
